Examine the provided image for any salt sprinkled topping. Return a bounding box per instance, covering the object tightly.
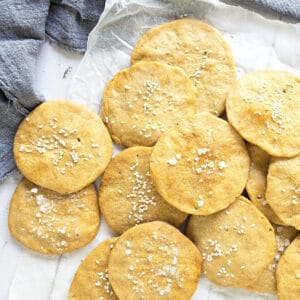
[218,161,227,170]
[94,268,114,296]
[126,233,184,298]
[31,188,38,194]
[127,160,157,224]
[296,273,300,279]
[197,148,209,155]
[168,157,178,165]
[17,116,101,175]
[22,187,88,252]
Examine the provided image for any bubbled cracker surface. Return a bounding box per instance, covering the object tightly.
[226,70,300,157]
[266,155,300,230]
[246,144,285,225]
[108,221,201,300]
[276,234,300,300]
[102,61,197,147]
[187,197,276,288]
[8,178,100,254]
[99,147,186,234]
[246,224,297,294]
[131,18,236,115]
[14,100,112,193]
[150,112,250,215]
[69,238,118,300]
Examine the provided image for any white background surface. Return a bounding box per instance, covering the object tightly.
[0,0,299,299]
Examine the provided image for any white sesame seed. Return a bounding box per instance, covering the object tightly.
[31,188,38,194]
[218,161,227,170]
[197,148,209,155]
[168,157,178,165]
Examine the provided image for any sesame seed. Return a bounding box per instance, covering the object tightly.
[31,188,38,194]
[218,161,227,170]
[168,157,178,165]
[197,148,209,155]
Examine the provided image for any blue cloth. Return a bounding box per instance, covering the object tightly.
[222,0,300,22]
[0,0,105,182]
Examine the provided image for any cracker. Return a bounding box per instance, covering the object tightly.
[150,112,250,215]
[8,178,100,254]
[186,197,276,288]
[276,234,300,300]
[102,61,197,147]
[266,155,300,230]
[246,144,285,225]
[131,18,236,115]
[99,147,187,234]
[246,224,297,294]
[108,221,201,299]
[14,100,112,193]
[69,238,118,300]
[226,70,300,157]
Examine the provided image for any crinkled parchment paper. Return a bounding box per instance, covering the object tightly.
[1,0,299,299]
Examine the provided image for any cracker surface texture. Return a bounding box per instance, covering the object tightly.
[99,147,187,234]
[69,238,118,300]
[226,70,300,157]
[108,221,202,300]
[246,144,285,225]
[14,100,112,193]
[131,18,236,115]
[9,178,100,254]
[276,234,300,300]
[246,224,297,294]
[266,155,300,230]
[150,113,250,215]
[102,61,197,146]
[187,197,276,288]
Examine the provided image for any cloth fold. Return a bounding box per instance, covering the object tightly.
[221,0,300,22]
[0,0,105,182]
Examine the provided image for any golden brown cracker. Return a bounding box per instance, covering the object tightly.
[246,224,297,294]
[69,238,118,300]
[99,147,187,234]
[102,61,197,147]
[9,178,100,254]
[131,18,236,115]
[246,144,285,225]
[187,197,276,288]
[150,113,250,215]
[227,70,300,157]
[276,234,300,300]
[108,221,201,300]
[14,100,112,193]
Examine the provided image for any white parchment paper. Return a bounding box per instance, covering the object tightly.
[1,0,299,299]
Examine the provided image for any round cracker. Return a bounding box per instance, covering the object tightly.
[266,155,300,230]
[186,197,276,288]
[108,221,201,300]
[246,224,297,294]
[131,18,236,115]
[276,234,300,300]
[226,70,300,157]
[8,178,100,254]
[150,112,250,215]
[14,100,112,193]
[99,147,187,234]
[69,238,118,300]
[246,144,285,225]
[102,61,197,147]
